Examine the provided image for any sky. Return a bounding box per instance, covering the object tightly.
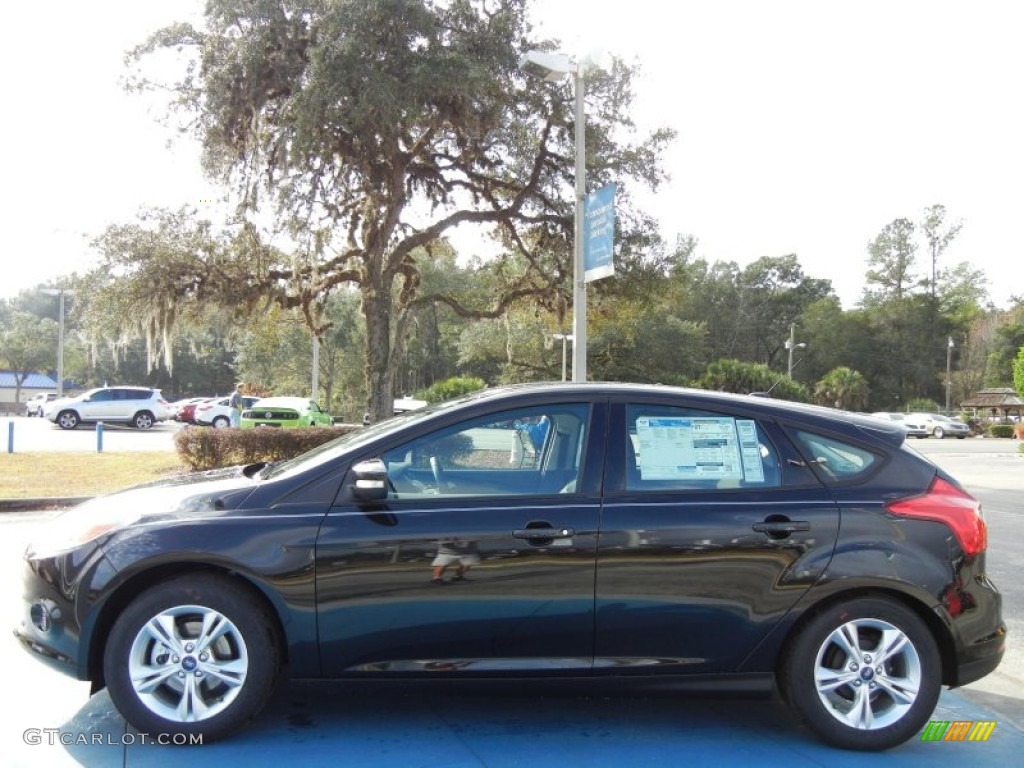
[2,0,1022,310]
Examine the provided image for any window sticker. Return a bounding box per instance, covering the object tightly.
[736,419,766,482]
[635,417,744,481]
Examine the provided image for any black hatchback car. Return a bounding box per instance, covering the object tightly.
[15,384,1004,750]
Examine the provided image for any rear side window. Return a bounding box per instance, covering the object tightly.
[792,430,878,481]
[624,404,782,491]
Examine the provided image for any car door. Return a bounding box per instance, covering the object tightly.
[316,399,606,677]
[594,398,839,676]
[78,388,116,421]
[111,388,146,420]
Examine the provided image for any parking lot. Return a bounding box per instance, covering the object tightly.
[1,429,1021,765]
[3,414,182,453]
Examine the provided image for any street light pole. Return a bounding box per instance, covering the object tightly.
[784,323,806,378]
[946,336,954,414]
[552,333,573,382]
[41,287,75,397]
[519,50,600,383]
[572,64,587,383]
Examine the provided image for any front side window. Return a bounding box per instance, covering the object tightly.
[624,404,782,491]
[380,403,589,499]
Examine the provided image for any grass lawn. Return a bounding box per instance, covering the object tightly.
[0,452,185,500]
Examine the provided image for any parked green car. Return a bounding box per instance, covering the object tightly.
[240,397,332,428]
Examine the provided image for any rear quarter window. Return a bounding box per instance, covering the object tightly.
[792,430,879,481]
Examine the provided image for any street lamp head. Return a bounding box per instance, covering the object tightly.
[518,50,573,81]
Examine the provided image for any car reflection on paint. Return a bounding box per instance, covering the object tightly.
[14,383,1004,750]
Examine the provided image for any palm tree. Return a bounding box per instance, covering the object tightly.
[815,367,870,410]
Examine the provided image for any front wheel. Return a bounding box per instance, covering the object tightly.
[212,416,230,428]
[779,597,941,751]
[103,575,280,742]
[933,426,945,439]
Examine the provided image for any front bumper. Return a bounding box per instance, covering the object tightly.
[14,547,111,683]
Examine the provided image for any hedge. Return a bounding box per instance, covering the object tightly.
[985,424,1016,439]
[174,425,363,471]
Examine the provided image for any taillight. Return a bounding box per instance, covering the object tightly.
[886,476,986,556]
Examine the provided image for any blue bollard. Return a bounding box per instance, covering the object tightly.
[7,421,12,454]
[96,421,104,453]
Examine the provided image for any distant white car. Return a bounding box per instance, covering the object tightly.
[194,395,261,428]
[870,412,930,438]
[908,412,971,439]
[25,392,58,417]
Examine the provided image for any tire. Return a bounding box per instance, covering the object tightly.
[103,574,279,742]
[57,410,80,430]
[212,416,230,429]
[133,411,155,430]
[932,426,945,439]
[779,597,941,751]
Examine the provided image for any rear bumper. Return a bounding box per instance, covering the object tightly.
[944,571,1006,687]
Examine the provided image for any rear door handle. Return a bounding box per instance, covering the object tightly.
[513,527,575,539]
[752,520,810,537]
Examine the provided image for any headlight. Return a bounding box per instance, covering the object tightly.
[25,496,145,558]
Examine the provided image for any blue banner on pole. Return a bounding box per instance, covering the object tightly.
[584,183,616,283]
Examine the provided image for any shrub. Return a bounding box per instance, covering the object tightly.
[174,425,361,471]
[1015,422,1024,440]
[985,424,1015,439]
[417,376,486,404]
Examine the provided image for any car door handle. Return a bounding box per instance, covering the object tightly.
[513,527,575,539]
[752,520,810,536]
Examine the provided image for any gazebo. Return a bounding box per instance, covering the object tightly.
[960,388,1024,422]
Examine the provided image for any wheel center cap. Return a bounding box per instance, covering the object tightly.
[182,656,198,672]
[860,667,874,681]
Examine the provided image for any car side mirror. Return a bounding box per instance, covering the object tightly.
[350,459,389,502]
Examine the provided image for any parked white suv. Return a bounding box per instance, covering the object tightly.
[45,387,172,430]
[908,412,971,439]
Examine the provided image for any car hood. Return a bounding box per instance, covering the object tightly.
[25,465,265,558]
[109,464,261,511]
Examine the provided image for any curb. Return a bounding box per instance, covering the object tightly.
[0,497,91,512]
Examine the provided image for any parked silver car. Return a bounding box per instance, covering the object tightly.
[909,412,971,439]
[870,412,930,438]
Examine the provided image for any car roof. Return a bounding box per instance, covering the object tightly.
[410,383,908,448]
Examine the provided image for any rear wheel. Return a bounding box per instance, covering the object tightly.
[103,575,279,742]
[56,410,80,430]
[780,597,941,751]
[932,426,945,439]
[133,411,155,430]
